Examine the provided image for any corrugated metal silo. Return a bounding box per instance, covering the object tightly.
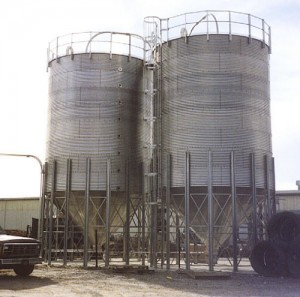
[145,11,275,266]
[46,32,148,247]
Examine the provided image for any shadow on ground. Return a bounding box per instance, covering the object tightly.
[0,271,57,291]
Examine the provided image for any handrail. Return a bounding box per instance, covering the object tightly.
[144,10,271,51]
[189,13,219,36]
[48,31,151,64]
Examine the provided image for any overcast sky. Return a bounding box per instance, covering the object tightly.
[0,0,299,197]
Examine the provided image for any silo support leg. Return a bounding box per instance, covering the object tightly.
[83,157,91,268]
[105,159,111,267]
[185,151,190,270]
[265,155,271,221]
[141,163,146,266]
[48,161,56,265]
[231,151,238,272]
[166,154,171,269]
[125,159,130,265]
[64,159,71,266]
[251,153,258,245]
[208,150,214,271]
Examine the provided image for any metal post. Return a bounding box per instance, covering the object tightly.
[95,230,98,268]
[185,151,190,270]
[48,161,56,265]
[105,158,111,267]
[265,155,271,221]
[166,154,171,269]
[56,37,59,60]
[271,157,276,215]
[208,150,214,271]
[262,19,265,47]
[125,159,130,265]
[248,14,252,43]
[84,157,91,268]
[40,164,46,255]
[64,158,71,266]
[109,32,113,60]
[268,27,272,54]
[251,153,257,245]
[43,185,49,262]
[141,163,146,266]
[228,11,232,41]
[160,201,165,269]
[176,214,180,268]
[231,152,238,272]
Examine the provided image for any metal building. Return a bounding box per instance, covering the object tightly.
[43,10,275,271]
[0,197,39,235]
[276,183,300,212]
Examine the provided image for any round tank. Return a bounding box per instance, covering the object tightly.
[147,10,274,257]
[161,34,271,188]
[47,53,144,192]
[46,32,147,247]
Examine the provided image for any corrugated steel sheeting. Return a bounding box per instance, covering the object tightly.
[161,34,272,188]
[0,198,39,231]
[46,53,145,192]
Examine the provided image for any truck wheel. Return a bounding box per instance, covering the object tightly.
[13,264,35,276]
[250,241,287,277]
[267,211,300,250]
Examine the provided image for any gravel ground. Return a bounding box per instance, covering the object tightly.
[0,262,300,297]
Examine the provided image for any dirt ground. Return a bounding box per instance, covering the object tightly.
[1,262,300,297]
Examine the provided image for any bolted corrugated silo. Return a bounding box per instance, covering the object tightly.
[145,10,275,266]
[46,32,149,248]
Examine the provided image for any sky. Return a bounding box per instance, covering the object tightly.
[0,0,299,197]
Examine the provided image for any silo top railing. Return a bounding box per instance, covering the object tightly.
[144,10,271,52]
[47,31,152,66]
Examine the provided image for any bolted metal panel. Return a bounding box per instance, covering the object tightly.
[159,33,272,260]
[46,53,144,193]
[161,34,271,188]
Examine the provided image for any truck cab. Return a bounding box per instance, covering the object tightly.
[0,226,42,276]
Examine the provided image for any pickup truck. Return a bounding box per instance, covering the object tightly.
[0,226,42,276]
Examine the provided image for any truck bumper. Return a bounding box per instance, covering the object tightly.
[0,257,42,266]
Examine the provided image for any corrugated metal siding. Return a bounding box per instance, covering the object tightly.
[46,53,145,192]
[0,199,39,231]
[161,34,272,188]
[277,193,300,212]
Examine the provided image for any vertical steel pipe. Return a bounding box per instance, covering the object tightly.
[265,155,271,221]
[166,154,171,269]
[176,214,180,268]
[185,151,190,270]
[231,151,238,272]
[39,164,46,254]
[64,158,71,266]
[125,159,130,265]
[160,201,165,269]
[251,153,258,245]
[271,157,276,216]
[141,163,146,266]
[208,150,214,271]
[84,157,91,268]
[48,161,56,265]
[105,158,111,267]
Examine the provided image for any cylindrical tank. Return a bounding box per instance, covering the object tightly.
[148,11,274,255]
[161,34,271,188]
[46,32,147,246]
[47,53,144,191]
